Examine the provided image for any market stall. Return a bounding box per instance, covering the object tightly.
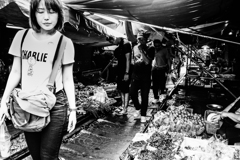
[119,87,240,160]
[118,46,240,159]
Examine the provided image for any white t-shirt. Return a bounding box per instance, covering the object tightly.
[8,29,75,92]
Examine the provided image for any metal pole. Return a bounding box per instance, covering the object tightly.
[128,20,240,46]
[100,57,116,76]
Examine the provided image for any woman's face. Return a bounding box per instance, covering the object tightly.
[35,0,58,33]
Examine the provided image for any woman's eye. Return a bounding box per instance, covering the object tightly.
[49,9,56,14]
[37,9,44,13]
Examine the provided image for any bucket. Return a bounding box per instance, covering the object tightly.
[204,110,221,134]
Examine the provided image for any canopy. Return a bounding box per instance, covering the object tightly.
[1,0,240,46]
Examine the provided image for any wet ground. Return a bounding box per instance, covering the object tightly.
[59,96,158,160]
[57,72,177,160]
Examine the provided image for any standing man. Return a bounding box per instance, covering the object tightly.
[130,31,155,123]
[108,36,132,115]
[151,39,172,104]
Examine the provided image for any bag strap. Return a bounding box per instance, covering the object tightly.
[20,29,29,52]
[20,29,29,88]
[47,35,67,88]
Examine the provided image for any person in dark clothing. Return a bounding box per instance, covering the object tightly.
[211,97,240,145]
[130,31,154,123]
[151,39,172,104]
[108,36,132,115]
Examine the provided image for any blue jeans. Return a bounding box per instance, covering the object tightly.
[24,90,68,160]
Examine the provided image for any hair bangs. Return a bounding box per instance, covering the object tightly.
[44,0,64,31]
[44,0,61,13]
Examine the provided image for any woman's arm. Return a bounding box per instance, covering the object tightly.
[62,63,77,132]
[166,48,172,73]
[62,64,75,109]
[223,97,240,112]
[0,56,21,119]
[123,52,131,81]
[221,112,240,123]
[125,52,130,73]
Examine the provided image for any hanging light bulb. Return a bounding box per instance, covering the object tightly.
[236,30,239,37]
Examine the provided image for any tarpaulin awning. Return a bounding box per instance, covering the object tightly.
[0,0,240,46]
[63,0,237,28]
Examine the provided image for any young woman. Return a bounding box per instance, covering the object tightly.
[0,0,77,159]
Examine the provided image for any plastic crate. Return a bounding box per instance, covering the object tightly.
[204,110,221,134]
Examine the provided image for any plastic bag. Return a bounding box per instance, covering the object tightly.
[89,87,108,103]
[0,121,11,158]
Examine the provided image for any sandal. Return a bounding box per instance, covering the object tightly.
[119,107,128,115]
[118,109,128,115]
[122,108,128,115]
[114,107,124,115]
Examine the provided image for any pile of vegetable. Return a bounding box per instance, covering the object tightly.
[148,105,205,137]
[133,131,184,160]
[75,83,116,117]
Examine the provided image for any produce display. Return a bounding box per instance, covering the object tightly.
[74,83,116,116]
[122,93,240,160]
[143,132,182,160]
[148,105,205,137]
[179,136,240,160]
[126,125,240,160]
[128,131,184,160]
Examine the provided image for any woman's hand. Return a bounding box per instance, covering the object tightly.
[123,73,129,81]
[220,111,228,119]
[67,111,77,133]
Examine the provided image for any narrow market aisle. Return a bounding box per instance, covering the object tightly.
[59,105,156,160]
[58,76,167,160]
[3,73,173,160]
[3,79,170,160]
